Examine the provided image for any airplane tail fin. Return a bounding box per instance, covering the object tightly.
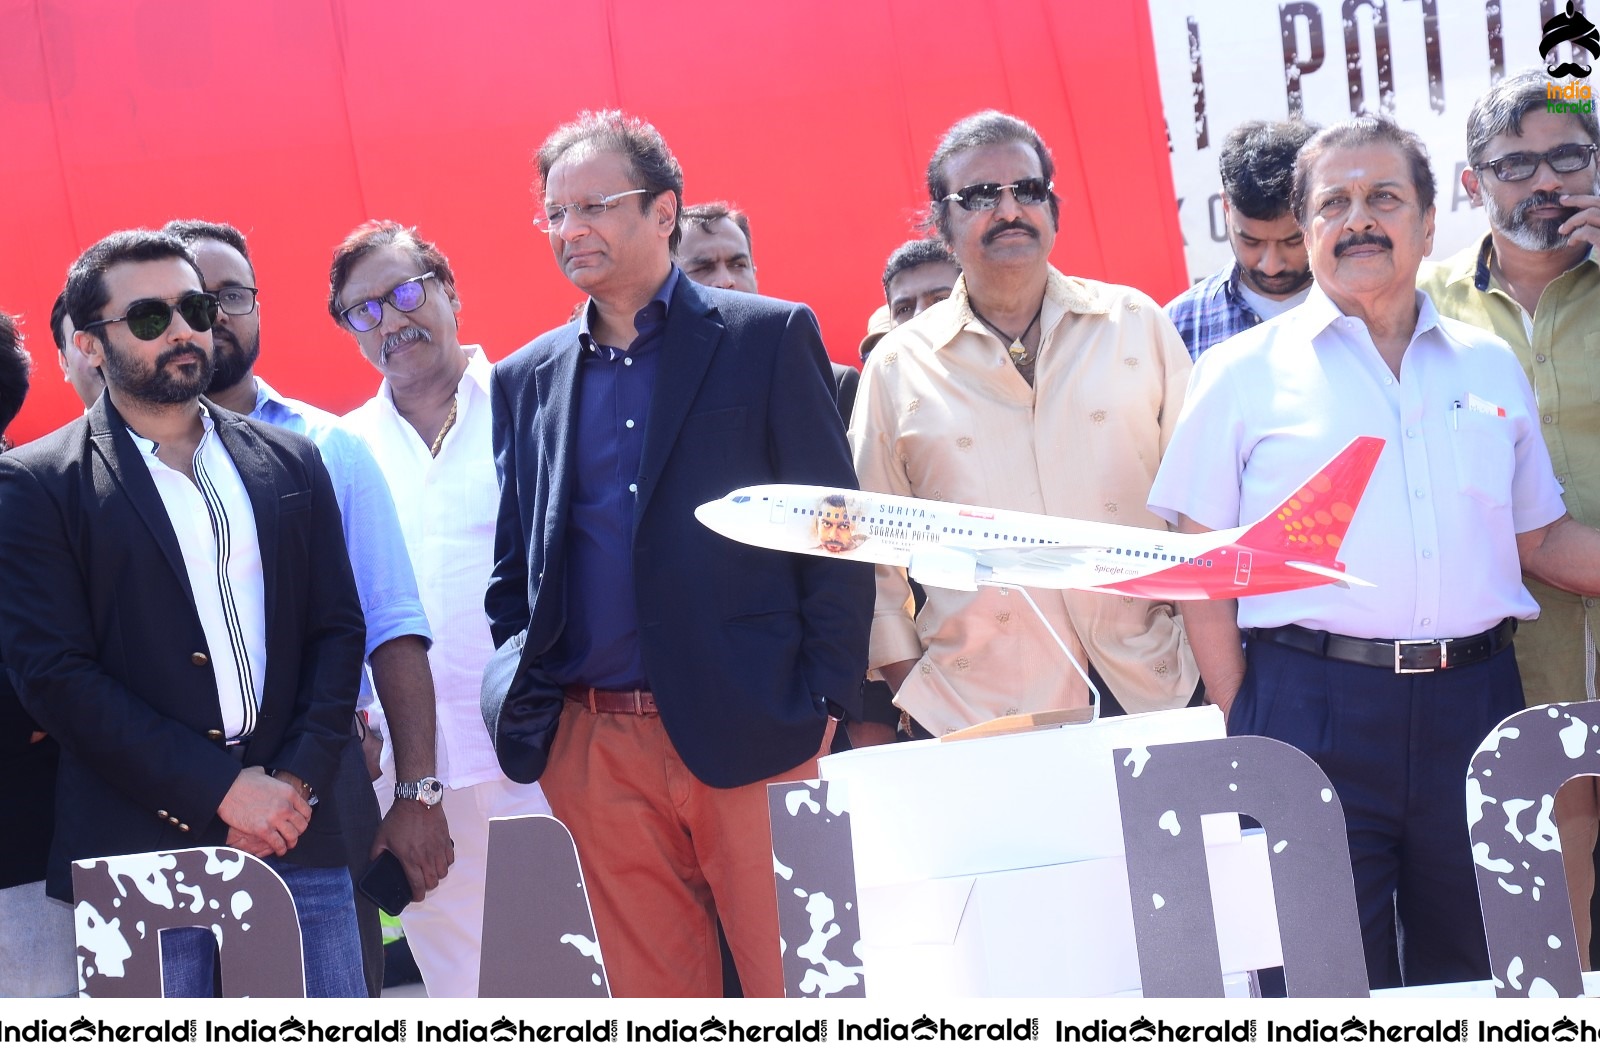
[1234,436,1384,568]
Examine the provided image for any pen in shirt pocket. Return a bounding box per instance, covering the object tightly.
[1452,400,1461,429]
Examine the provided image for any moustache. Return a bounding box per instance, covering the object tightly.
[984,220,1039,244]
[1333,232,1393,257]
[156,343,209,370]
[1548,61,1593,79]
[1512,190,1572,224]
[380,325,432,360]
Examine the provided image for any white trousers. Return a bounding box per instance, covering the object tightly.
[376,771,550,997]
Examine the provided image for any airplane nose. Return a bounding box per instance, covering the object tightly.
[694,497,729,532]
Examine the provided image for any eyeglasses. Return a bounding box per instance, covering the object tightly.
[1476,143,1598,182]
[80,293,220,341]
[941,178,1054,210]
[212,286,258,316]
[338,272,435,332]
[535,189,651,232]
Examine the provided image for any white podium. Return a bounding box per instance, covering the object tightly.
[816,707,1283,997]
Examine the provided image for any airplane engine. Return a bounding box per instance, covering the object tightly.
[909,548,988,592]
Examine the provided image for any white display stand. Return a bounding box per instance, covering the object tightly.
[817,707,1282,997]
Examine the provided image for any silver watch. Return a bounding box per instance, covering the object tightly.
[394,776,444,808]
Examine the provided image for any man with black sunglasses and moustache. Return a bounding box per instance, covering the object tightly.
[0,230,367,995]
[331,221,550,998]
[1418,68,1600,972]
[852,110,1198,737]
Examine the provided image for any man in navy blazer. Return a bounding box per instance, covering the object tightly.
[485,112,871,997]
[0,231,367,995]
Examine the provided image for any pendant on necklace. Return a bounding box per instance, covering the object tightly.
[1008,339,1026,356]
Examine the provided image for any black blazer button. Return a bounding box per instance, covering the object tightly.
[191,652,209,667]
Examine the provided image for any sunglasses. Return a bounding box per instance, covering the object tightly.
[1476,143,1598,182]
[339,272,435,332]
[80,292,220,341]
[941,178,1054,211]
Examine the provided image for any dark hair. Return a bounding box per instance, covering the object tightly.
[1291,116,1436,225]
[926,110,1060,242]
[162,219,252,264]
[49,289,71,353]
[882,239,960,300]
[0,309,30,445]
[1467,67,1599,166]
[327,220,457,324]
[680,201,752,255]
[64,230,200,329]
[536,110,685,253]
[1219,120,1320,220]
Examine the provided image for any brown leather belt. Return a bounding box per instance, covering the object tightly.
[1249,617,1516,674]
[564,685,658,715]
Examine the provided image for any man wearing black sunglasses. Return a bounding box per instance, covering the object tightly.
[1420,67,1600,973]
[0,229,368,996]
[853,110,1199,738]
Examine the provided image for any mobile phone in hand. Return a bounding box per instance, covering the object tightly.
[358,849,411,916]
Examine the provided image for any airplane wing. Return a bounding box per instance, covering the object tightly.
[975,544,1106,568]
[1284,560,1375,588]
[969,544,1115,587]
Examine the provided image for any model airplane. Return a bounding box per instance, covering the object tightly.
[694,435,1384,599]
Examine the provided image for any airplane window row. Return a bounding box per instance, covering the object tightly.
[1111,546,1214,568]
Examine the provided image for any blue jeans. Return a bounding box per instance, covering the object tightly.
[160,861,365,997]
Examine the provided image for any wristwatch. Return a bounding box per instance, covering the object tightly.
[394,776,444,808]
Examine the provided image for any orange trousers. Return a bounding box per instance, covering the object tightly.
[540,701,832,997]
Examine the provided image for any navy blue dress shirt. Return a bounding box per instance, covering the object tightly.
[547,268,680,690]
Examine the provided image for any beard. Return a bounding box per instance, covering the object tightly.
[101,334,214,406]
[1244,265,1312,296]
[1484,184,1594,252]
[205,324,261,394]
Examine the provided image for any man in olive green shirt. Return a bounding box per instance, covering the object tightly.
[1418,67,1600,969]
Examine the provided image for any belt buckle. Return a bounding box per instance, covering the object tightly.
[1393,638,1447,674]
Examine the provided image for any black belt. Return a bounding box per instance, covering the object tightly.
[1249,618,1516,674]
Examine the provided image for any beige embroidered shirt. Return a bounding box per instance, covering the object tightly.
[851,268,1199,734]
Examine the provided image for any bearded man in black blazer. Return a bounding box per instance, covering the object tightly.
[0,231,366,996]
[485,112,871,998]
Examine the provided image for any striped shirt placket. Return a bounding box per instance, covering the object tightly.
[194,433,259,738]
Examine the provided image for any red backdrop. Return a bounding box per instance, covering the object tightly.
[0,0,1186,443]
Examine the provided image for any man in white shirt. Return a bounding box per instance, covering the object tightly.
[331,220,550,998]
[1151,116,1600,988]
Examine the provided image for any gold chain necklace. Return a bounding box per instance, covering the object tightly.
[429,396,459,458]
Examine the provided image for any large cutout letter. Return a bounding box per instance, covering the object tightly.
[478,814,609,997]
[1468,701,1599,998]
[1114,735,1367,997]
[73,847,303,998]
[768,779,866,998]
